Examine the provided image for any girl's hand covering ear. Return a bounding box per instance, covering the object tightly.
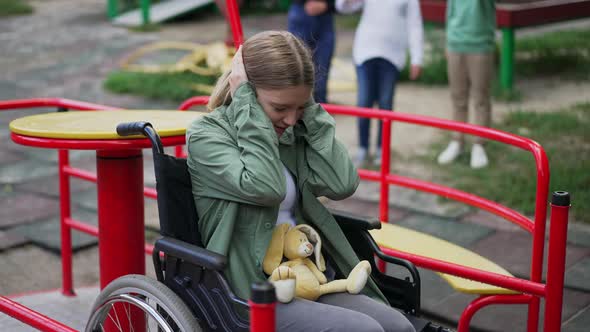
[229,45,248,97]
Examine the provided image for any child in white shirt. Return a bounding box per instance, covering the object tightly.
[337,0,424,166]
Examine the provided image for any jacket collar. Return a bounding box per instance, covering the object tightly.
[279,127,295,145]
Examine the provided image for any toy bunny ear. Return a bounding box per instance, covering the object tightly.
[263,223,291,275]
[294,225,326,272]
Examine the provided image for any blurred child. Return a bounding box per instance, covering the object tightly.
[437,0,496,169]
[288,0,337,103]
[337,0,424,166]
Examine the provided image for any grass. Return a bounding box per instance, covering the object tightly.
[0,0,33,17]
[516,28,590,79]
[396,27,590,95]
[128,23,161,33]
[104,71,218,102]
[423,103,590,224]
[335,14,362,30]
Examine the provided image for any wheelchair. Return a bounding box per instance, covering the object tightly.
[85,121,452,332]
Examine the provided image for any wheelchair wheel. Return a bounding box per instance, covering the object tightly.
[85,274,201,332]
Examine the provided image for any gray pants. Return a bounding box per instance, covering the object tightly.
[447,51,494,144]
[276,293,416,332]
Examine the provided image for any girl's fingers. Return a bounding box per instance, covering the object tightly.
[229,45,247,96]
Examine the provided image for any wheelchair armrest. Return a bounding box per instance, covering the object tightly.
[154,237,227,271]
[361,232,420,284]
[330,208,381,231]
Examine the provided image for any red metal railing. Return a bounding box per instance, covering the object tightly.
[0,96,568,332]
[178,97,566,332]
[0,296,77,332]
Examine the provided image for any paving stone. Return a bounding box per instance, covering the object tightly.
[0,108,55,128]
[540,289,590,331]
[0,81,32,100]
[0,231,29,250]
[322,197,409,223]
[0,193,60,228]
[461,210,522,232]
[22,148,93,163]
[0,160,58,184]
[565,222,590,248]
[354,181,472,219]
[469,231,590,285]
[397,213,495,247]
[565,257,590,292]
[16,175,96,197]
[0,245,156,296]
[0,246,96,295]
[144,162,157,187]
[414,268,456,310]
[71,189,98,211]
[563,304,590,332]
[0,150,25,166]
[7,209,98,253]
[145,198,161,229]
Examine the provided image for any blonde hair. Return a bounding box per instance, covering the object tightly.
[207,30,315,111]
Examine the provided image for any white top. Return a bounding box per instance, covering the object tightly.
[336,0,424,69]
[276,165,297,227]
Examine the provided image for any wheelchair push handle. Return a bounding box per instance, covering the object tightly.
[116,121,151,136]
[116,121,164,154]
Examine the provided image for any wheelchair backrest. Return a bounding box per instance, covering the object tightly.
[153,152,203,247]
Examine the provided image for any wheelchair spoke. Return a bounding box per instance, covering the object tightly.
[123,302,135,332]
[107,303,123,331]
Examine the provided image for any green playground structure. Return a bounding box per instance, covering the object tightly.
[106,0,291,27]
[107,0,214,26]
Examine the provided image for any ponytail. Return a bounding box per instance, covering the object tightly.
[207,70,232,112]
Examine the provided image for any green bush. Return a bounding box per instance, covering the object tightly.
[0,0,33,17]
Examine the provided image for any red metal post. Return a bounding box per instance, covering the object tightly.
[96,149,146,288]
[226,0,244,48]
[378,120,392,273]
[249,282,276,332]
[529,148,550,332]
[544,191,571,332]
[58,150,75,296]
[379,119,392,223]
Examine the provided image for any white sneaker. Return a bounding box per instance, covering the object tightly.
[373,150,382,167]
[355,147,368,168]
[470,144,489,169]
[437,140,462,165]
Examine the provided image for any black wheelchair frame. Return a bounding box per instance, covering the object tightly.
[116,121,451,332]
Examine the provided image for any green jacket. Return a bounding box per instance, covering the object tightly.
[446,0,496,53]
[186,82,387,304]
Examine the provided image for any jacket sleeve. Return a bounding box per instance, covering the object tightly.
[407,0,424,66]
[335,0,363,14]
[187,82,286,206]
[295,102,360,200]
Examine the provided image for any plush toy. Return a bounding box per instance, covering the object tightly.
[262,224,371,303]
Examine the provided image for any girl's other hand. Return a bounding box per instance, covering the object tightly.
[305,1,328,16]
[410,65,421,80]
[229,45,248,97]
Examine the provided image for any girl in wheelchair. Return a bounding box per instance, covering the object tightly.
[185,30,415,332]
